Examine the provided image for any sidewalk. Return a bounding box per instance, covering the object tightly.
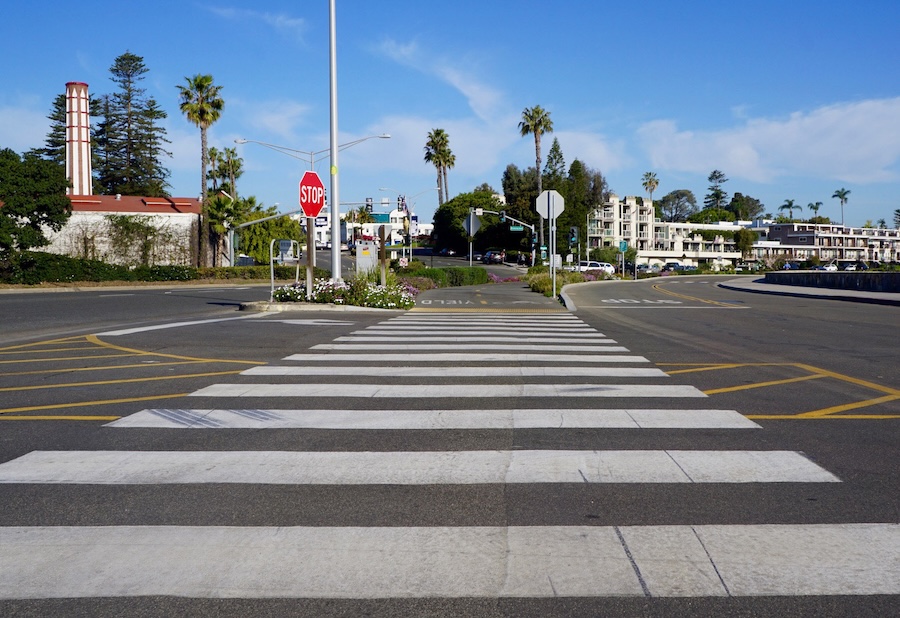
[718,277,900,307]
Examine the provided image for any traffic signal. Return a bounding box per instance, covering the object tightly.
[569,226,579,246]
[499,210,506,223]
[531,233,538,250]
[365,197,373,213]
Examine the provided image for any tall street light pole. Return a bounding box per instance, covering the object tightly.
[329,0,341,280]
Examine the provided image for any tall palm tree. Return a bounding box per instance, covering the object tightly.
[424,129,449,206]
[440,147,455,205]
[177,74,224,266]
[519,105,553,247]
[641,171,659,202]
[832,188,850,226]
[779,199,801,221]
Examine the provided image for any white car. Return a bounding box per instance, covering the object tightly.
[823,263,838,271]
[576,260,615,275]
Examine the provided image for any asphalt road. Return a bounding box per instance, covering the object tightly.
[0,275,897,616]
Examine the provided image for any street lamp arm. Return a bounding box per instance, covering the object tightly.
[235,134,390,164]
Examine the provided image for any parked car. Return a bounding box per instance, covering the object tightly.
[482,250,504,264]
[822,263,838,271]
[575,260,615,274]
[843,263,857,271]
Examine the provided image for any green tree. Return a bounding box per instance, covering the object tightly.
[704,169,728,211]
[95,52,171,197]
[727,193,765,221]
[432,191,504,254]
[688,207,734,223]
[178,73,224,267]
[37,94,68,166]
[543,138,566,190]
[832,188,850,226]
[893,208,900,228]
[641,171,659,202]
[0,149,71,258]
[657,189,697,222]
[519,105,553,248]
[234,198,304,264]
[733,227,758,259]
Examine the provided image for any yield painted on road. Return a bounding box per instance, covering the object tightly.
[0,450,836,484]
[2,524,894,598]
[109,408,759,430]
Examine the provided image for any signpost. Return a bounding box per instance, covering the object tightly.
[463,209,481,266]
[537,190,565,297]
[299,171,327,299]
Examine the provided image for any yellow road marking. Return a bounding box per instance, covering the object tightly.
[0,360,208,377]
[748,414,900,420]
[703,373,825,395]
[0,370,246,393]
[0,336,85,351]
[0,416,121,421]
[0,393,190,415]
[652,284,738,307]
[795,394,900,418]
[0,353,137,365]
[0,346,104,355]
[658,361,898,419]
[86,334,263,365]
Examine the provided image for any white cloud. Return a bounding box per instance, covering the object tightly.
[376,38,506,123]
[205,7,307,42]
[638,98,900,184]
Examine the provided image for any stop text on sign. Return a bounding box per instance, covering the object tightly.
[298,170,326,218]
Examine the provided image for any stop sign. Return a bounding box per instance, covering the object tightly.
[298,171,326,218]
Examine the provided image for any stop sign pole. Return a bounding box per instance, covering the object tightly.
[299,171,327,299]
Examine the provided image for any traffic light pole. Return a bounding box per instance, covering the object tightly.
[480,209,537,267]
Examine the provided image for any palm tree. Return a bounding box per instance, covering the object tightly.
[440,148,456,205]
[832,188,850,226]
[779,199,801,221]
[807,201,822,221]
[641,172,659,202]
[519,105,553,247]
[424,129,449,206]
[177,74,224,266]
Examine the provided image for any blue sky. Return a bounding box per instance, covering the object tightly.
[2,1,899,227]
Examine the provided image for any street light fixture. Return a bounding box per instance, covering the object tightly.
[234,133,390,280]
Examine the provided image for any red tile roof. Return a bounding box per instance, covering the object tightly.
[68,194,201,214]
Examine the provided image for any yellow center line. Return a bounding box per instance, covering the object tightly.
[652,284,739,307]
[703,373,825,395]
[0,370,247,393]
[0,392,190,414]
[665,363,747,375]
[0,336,86,352]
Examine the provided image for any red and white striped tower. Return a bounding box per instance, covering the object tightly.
[65,81,92,195]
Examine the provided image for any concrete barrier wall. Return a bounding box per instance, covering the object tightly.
[764,271,900,293]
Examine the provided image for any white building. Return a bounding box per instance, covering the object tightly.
[588,194,742,268]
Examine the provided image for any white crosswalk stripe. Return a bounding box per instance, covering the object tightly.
[3,309,894,602]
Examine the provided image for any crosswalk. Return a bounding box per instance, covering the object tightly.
[1,310,897,601]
